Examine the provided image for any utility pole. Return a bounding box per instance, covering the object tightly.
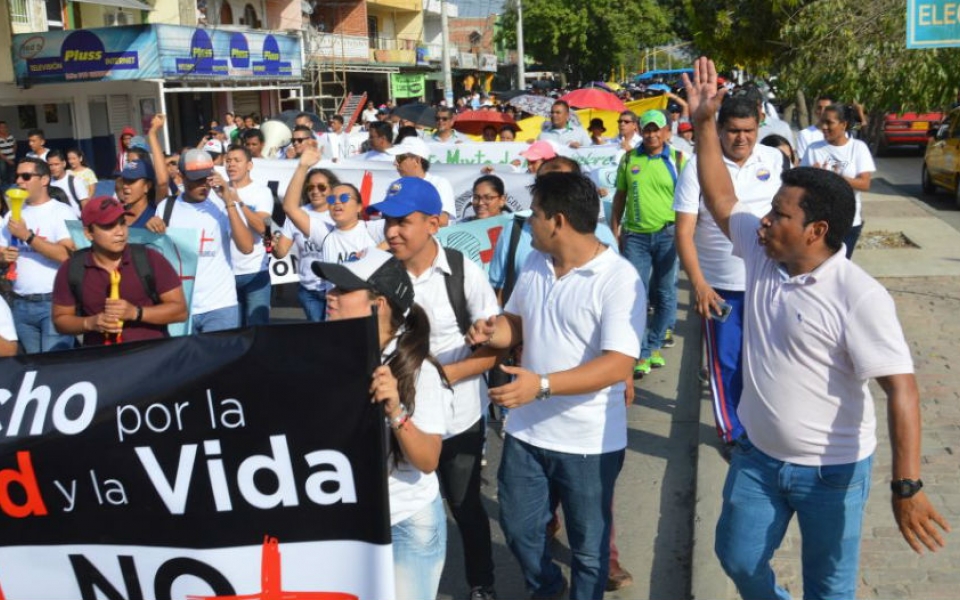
[440,0,454,106]
[516,0,526,90]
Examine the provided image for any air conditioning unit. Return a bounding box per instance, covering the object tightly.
[105,10,131,26]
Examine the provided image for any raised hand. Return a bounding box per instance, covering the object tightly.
[682,57,727,124]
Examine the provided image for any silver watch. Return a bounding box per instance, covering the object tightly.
[536,374,551,401]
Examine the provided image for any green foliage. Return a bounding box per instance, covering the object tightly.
[777,0,960,111]
[497,0,673,82]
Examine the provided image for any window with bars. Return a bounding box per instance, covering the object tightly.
[9,0,30,24]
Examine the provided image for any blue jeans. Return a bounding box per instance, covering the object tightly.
[622,227,678,359]
[12,298,74,354]
[498,435,624,600]
[192,305,239,333]
[716,437,873,600]
[235,270,271,326]
[296,286,326,322]
[392,493,446,600]
[843,224,863,259]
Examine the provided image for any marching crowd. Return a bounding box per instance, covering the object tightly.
[0,56,953,600]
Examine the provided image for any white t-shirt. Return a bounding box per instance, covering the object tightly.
[362,109,379,125]
[504,248,645,454]
[730,208,913,466]
[423,173,457,222]
[307,219,386,293]
[323,132,350,161]
[51,174,88,217]
[156,193,238,315]
[230,183,275,276]
[801,139,875,227]
[0,199,75,295]
[0,296,17,341]
[280,209,334,291]
[387,343,449,525]
[759,118,795,149]
[409,238,500,438]
[361,150,393,162]
[673,144,784,291]
[795,125,823,159]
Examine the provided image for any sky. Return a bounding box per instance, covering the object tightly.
[455,0,506,18]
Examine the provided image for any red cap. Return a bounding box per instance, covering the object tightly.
[81,196,127,227]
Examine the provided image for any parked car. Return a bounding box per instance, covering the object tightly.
[870,111,944,156]
[922,107,960,207]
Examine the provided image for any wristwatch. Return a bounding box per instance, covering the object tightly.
[536,374,551,401]
[891,478,923,498]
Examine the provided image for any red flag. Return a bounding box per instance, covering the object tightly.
[360,170,373,221]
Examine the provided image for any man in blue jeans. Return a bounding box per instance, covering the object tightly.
[469,173,645,599]
[687,57,950,600]
[0,158,76,353]
[611,109,688,378]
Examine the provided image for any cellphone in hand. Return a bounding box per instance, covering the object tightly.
[712,301,732,322]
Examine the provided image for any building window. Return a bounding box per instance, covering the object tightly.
[242,3,260,28]
[9,0,30,24]
[368,16,378,48]
[45,0,64,30]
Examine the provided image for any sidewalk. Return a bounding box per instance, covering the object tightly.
[691,184,960,599]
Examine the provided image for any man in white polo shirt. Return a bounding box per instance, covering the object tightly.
[469,172,645,600]
[369,176,502,600]
[156,149,254,333]
[686,57,949,600]
[673,95,784,452]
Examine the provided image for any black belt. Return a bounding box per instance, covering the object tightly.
[13,292,53,302]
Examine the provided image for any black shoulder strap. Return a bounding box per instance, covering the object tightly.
[129,244,161,306]
[66,175,81,209]
[442,247,470,336]
[161,194,177,226]
[67,248,92,316]
[502,214,528,306]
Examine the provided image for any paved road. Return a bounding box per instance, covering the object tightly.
[872,149,960,233]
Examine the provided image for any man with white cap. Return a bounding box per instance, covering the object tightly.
[155,149,255,333]
[369,177,502,600]
[387,136,457,226]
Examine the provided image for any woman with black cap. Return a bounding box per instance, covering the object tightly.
[313,248,450,600]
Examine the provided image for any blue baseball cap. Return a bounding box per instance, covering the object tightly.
[121,159,150,181]
[367,177,442,217]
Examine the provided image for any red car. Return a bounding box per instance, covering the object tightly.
[870,111,944,156]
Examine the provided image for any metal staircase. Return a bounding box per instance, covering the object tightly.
[338,92,367,131]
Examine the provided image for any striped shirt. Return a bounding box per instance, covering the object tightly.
[0,135,15,161]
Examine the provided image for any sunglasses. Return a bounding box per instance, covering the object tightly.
[292,137,311,144]
[16,172,38,181]
[326,193,355,204]
[305,183,328,193]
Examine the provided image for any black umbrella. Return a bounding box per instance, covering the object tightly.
[392,102,437,128]
[491,89,527,101]
[272,109,329,133]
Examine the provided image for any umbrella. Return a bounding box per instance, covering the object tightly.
[507,94,555,118]
[490,89,527,102]
[587,81,614,92]
[452,110,521,136]
[560,88,627,113]
[393,102,437,128]
[647,83,672,92]
[272,109,329,133]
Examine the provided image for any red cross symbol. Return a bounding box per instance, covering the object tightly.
[199,228,216,254]
[189,535,358,600]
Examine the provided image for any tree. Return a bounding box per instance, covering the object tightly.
[497,0,673,84]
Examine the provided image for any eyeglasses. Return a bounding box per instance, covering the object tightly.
[472,194,501,204]
[618,119,635,124]
[292,137,311,144]
[437,116,451,122]
[16,172,38,181]
[305,183,328,193]
[326,193,355,204]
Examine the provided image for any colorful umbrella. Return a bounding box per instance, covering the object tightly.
[452,110,521,136]
[560,88,627,113]
[506,94,555,118]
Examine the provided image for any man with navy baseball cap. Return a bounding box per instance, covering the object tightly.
[370,177,503,600]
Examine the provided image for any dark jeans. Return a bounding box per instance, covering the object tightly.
[498,435,624,600]
[843,223,863,259]
[438,417,495,589]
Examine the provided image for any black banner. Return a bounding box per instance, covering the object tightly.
[0,319,393,599]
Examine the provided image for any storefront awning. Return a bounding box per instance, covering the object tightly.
[72,0,153,11]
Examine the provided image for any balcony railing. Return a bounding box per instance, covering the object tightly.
[306,31,371,62]
[371,36,419,51]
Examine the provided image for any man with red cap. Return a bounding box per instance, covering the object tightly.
[52,196,186,346]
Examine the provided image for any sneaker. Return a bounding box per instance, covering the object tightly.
[662,328,676,348]
[607,560,634,591]
[469,586,497,600]
[633,359,651,379]
[649,350,666,368]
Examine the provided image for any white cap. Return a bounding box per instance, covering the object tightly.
[386,136,431,160]
[203,138,227,155]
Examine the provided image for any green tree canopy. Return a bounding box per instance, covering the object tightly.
[498,0,674,84]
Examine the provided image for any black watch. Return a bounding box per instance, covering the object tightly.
[890,478,923,498]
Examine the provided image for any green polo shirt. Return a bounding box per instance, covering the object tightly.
[615,145,686,234]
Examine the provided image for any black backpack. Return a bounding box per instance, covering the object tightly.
[67,244,162,317]
[442,247,471,336]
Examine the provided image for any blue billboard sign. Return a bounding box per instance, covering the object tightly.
[907,0,960,48]
[13,25,302,84]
